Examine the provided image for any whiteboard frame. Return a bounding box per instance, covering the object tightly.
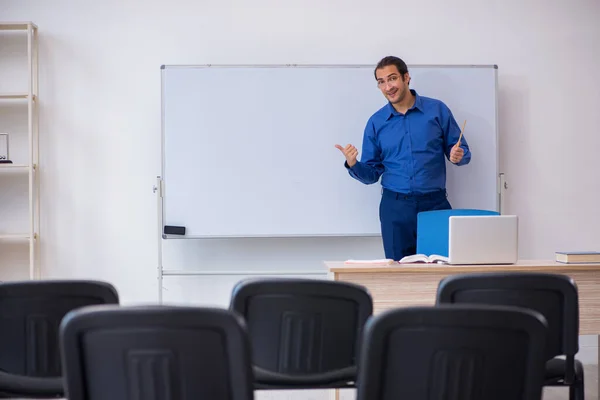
[156,63,501,303]
[158,63,500,239]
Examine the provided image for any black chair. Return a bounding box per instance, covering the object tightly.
[356,304,549,400]
[229,277,373,390]
[0,280,119,398]
[59,305,255,400]
[436,272,584,400]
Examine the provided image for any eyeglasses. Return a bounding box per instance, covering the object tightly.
[376,75,400,87]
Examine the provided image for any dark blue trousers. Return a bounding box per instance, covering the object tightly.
[379,188,451,261]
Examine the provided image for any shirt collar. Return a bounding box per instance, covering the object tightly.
[386,89,423,119]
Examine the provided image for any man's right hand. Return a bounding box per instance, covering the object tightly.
[335,144,358,167]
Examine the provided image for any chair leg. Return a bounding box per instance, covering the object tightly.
[569,372,584,400]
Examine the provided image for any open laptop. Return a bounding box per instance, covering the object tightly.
[448,215,518,265]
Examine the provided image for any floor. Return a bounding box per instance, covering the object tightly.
[543,364,596,400]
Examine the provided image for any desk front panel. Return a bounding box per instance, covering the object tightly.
[335,269,600,335]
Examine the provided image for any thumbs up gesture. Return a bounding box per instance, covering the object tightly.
[450,143,464,164]
[335,144,358,167]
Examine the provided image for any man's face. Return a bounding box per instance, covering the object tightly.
[375,65,409,104]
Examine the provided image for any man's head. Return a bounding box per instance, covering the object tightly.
[374,56,411,105]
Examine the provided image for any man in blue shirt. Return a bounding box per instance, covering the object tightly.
[336,56,471,260]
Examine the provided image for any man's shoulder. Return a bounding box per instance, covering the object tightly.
[418,94,448,109]
[368,103,392,124]
[417,93,451,115]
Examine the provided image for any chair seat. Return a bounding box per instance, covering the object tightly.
[0,371,63,398]
[544,358,583,385]
[253,365,356,389]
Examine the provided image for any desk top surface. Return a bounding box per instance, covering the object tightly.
[325,259,600,274]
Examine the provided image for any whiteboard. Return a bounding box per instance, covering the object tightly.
[161,64,498,238]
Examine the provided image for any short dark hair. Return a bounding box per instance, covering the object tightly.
[374,56,409,79]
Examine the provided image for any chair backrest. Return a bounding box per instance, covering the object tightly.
[417,209,499,256]
[0,280,119,378]
[59,305,255,400]
[436,272,579,360]
[229,278,373,381]
[356,305,548,400]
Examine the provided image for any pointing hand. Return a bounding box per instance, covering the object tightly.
[335,144,358,167]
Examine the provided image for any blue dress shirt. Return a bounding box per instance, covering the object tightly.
[347,89,471,194]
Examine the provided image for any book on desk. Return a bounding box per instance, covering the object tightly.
[555,251,600,264]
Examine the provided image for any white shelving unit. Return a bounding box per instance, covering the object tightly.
[0,22,40,279]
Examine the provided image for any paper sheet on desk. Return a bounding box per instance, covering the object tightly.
[344,259,395,265]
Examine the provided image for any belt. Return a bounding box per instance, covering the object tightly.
[382,188,447,200]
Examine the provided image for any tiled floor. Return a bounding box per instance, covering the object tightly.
[543,364,596,400]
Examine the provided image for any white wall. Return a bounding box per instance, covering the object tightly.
[1,0,599,360]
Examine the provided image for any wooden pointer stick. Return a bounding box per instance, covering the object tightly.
[457,120,467,146]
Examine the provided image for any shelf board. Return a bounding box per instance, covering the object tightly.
[0,164,31,170]
[0,93,37,101]
[0,22,38,31]
[0,234,31,240]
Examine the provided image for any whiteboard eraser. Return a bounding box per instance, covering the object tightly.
[164,225,186,235]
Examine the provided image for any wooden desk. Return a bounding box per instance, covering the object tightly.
[327,259,600,397]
